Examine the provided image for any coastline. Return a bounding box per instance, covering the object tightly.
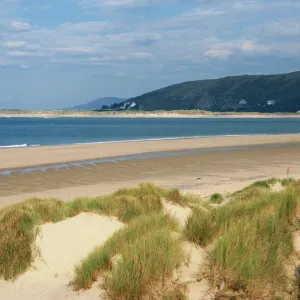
[1,141,300,208]
[1,110,300,118]
[1,133,300,170]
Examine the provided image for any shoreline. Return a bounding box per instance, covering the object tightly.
[1,134,300,170]
[0,133,296,149]
[1,111,300,118]
[0,143,294,175]
[1,143,300,207]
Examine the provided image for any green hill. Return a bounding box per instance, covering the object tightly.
[116,71,300,112]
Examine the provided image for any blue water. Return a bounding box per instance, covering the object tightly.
[1,117,300,148]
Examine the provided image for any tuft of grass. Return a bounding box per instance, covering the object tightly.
[184,207,215,246]
[209,187,300,296]
[66,183,164,223]
[107,229,183,300]
[232,178,279,197]
[72,213,179,290]
[164,188,202,207]
[210,193,223,204]
[165,188,187,206]
[281,178,296,187]
[0,198,72,279]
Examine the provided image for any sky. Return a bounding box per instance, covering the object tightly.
[0,0,300,109]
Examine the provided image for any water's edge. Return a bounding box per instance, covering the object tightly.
[0,143,296,176]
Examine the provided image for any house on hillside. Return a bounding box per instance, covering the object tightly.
[267,100,276,106]
[239,99,248,105]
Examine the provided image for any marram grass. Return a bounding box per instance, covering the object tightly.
[2,179,300,299]
[0,183,190,280]
[184,180,300,297]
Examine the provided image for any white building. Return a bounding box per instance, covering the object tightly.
[267,100,276,106]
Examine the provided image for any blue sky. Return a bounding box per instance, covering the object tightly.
[0,0,300,109]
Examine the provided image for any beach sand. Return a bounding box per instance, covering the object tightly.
[0,213,123,300]
[1,134,300,170]
[1,134,300,207]
[1,134,300,299]
[1,111,300,119]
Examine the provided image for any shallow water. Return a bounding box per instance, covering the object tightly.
[1,117,300,148]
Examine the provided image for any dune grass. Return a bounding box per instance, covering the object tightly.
[107,229,183,300]
[184,180,300,297]
[211,188,298,295]
[164,188,192,206]
[210,193,223,204]
[184,207,215,246]
[2,179,300,298]
[0,199,73,279]
[72,213,180,290]
[66,182,164,222]
[0,183,186,280]
[232,178,279,197]
[282,177,296,186]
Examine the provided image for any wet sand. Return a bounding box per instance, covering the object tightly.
[1,142,300,207]
[1,134,300,170]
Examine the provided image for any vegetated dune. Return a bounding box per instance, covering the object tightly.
[1,180,300,299]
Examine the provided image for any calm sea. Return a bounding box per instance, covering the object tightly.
[1,117,300,148]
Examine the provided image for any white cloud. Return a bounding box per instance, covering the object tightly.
[58,21,118,33]
[183,8,226,17]
[131,52,154,59]
[20,64,30,69]
[232,0,265,11]
[54,47,96,54]
[0,0,299,77]
[205,49,233,58]
[239,40,270,54]
[0,61,7,67]
[2,41,27,48]
[78,0,153,8]
[10,21,31,31]
[6,51,31,57]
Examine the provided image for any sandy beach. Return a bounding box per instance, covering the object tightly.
[1,134,300,207]
[1,134,300,300]
[1,134,300,171]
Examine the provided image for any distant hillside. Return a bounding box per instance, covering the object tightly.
[114,71,300,112]
[70,97,126,111]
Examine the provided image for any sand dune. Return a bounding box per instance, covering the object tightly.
[0,201,211,300]
[0,213,123,300]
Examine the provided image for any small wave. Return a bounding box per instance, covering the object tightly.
[0,143,28,149]
[73,136,211,146]
[73,134,254,146]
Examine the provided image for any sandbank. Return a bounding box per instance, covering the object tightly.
[1,134,300,170]
[1,139,300,207]
[1,110,300,118]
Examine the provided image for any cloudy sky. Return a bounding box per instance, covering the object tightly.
[0,0,299,109]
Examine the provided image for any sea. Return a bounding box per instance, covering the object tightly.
[1,117,300,148]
